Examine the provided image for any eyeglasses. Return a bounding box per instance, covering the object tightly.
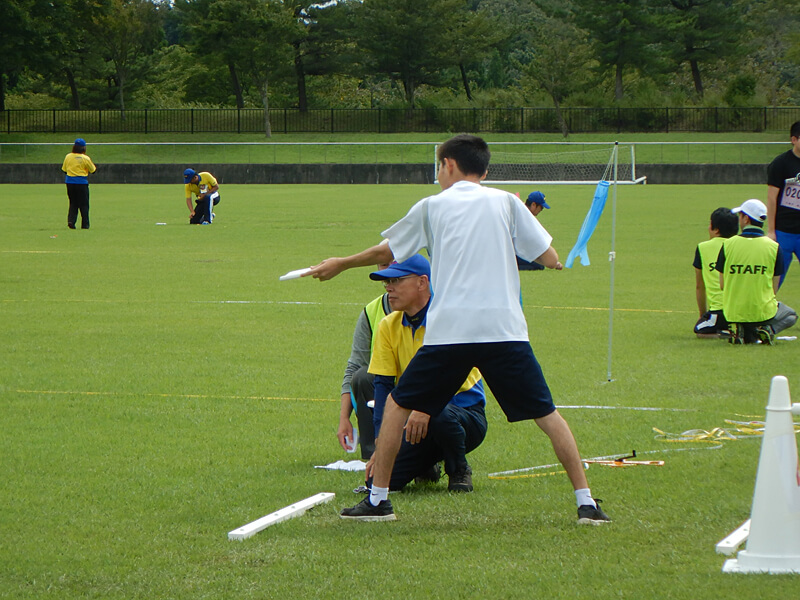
[381,275,416,288]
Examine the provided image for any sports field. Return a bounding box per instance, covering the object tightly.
[2,182,799,599]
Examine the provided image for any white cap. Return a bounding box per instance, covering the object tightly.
[732,199,767,222]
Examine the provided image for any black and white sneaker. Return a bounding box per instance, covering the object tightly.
[340,496,396,521]
[577,499,611,525]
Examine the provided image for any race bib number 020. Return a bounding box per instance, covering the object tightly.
[783,180,800,211]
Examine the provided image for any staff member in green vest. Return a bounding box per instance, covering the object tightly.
[693,207,738,337]
[715,199,797,344]
[61,138,97,229]
[337,261,392,459]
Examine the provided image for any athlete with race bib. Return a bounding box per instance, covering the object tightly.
[766,121,800,287]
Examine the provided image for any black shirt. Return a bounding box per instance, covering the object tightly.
[767,149,800,234]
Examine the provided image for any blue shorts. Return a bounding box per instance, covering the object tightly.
[391,342,556,422]
[776,230,800,287]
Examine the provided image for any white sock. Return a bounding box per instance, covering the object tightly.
[369,486,389,506]
[575,488,596,508]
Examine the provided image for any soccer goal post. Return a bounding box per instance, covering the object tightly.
[433,142,646,185]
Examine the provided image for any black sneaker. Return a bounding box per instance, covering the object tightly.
[414,462,441,485]
[448,465,473,492]
[756,326,775,346]
[577,499,611,525]
[340,496,396,521]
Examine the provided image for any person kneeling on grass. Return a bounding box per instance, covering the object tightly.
[184,168,221,225]
[363,255,487,499]
[693,207,738,338]
[715,199,797,344]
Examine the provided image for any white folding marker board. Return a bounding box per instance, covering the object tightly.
[228,492,335,540]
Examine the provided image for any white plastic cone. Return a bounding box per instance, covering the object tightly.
[722,376,800,574]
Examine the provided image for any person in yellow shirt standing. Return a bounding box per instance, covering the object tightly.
[184,168,220,225]
[61,138,97,229]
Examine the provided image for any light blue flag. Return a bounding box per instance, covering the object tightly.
[565,180,610,268]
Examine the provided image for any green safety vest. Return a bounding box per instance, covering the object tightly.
[364,293,391,354]
[721,233,778,323]
[698,237,726,311]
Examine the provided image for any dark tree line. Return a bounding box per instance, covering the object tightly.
[1,0,798,135]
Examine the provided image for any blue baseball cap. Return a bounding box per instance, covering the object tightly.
[369,254,431,281]
[74,138,86,147]
[183,168,197,183]
[526,191,550,209]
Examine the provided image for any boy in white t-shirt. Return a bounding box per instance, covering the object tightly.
[306,134,610,525]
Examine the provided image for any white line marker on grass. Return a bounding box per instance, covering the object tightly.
[228,492,335,540]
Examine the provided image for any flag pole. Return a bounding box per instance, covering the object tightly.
[606,142,619,382]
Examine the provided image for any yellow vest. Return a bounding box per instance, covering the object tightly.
[721,233,778,322]
[698,237,726,311]
[364,294,390,354]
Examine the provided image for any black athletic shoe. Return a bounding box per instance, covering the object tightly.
[68,223,76,229]
[447,465,473,492]
[340,496,396,521]
[577,499,611,525]
[414,462,441,485]
[756,326,775,346]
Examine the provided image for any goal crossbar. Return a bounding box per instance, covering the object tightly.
[434,142,645,185]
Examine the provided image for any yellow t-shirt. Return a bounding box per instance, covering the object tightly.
[61,153,96,182]
[185,172,218,200]
[368,310,482,395]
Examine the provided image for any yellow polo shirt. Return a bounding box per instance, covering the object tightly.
[368,310,482,395]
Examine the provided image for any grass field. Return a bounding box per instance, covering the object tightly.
[0,131,791,166]
[2,181,799,599]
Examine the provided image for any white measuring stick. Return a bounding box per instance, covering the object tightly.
[715,519,751,555]
[279,267,312,281]
[228,492,335,540]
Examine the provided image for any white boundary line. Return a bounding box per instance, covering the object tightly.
[228,492,335,540]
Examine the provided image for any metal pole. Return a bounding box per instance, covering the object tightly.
[607,142,619,382]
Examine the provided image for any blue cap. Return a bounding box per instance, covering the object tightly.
[369,254,430,281]
[184,168,197,183]
[526,191,550,209]
[74,138,86,147]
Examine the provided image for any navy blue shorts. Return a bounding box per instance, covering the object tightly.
[391,342,556,422]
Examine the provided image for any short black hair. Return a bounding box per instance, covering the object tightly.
[791,121,800,139]
[710,207,738,238]
[436,134,490,177]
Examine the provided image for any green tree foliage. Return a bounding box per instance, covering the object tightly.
[0,0,56,110]
[574,0,661,101]
[181,0,294,135]
[88,0,165,115]
[656,0,745,99]
[2,0,800,110]
[744,0,800,104]
[523,16,595,135]
[352,0,476,107]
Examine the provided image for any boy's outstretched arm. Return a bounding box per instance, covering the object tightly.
[304,243,395,281]
[534,247,563,270]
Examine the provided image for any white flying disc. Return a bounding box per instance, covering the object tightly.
[279,267,312,281]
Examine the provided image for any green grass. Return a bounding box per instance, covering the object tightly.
[0,131,791,165]
[1,182,799,599]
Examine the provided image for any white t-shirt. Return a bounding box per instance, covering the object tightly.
[382,180,552,345]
